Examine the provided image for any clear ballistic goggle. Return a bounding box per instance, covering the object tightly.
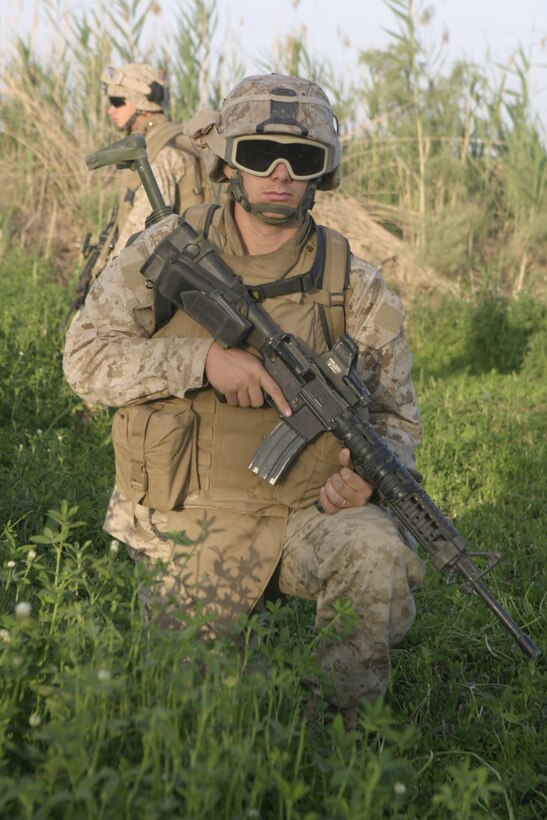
[101,66,126,85]
[226,134,329,180]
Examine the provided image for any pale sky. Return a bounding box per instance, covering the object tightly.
[201,0,547,127]
[2,0,546,127]
[200,0,546,67]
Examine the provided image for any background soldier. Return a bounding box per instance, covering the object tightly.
[100,62,212,253]
[63,74,425,728]
[68,62,212,318]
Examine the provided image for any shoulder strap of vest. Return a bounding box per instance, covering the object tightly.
[124,122,189,204]
[146,122,187,163]
[172,130,203,159]
[180,202,222,235]
[245,223,350,346]
[316,224,351,346]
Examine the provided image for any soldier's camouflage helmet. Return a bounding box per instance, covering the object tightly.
[188,74,341,190]
[101,63,167,112]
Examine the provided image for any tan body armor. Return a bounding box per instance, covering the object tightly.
[111,205,352,625]
[116,119,213,236]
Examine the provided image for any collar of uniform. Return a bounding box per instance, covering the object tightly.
[137,113,168,135]
[219,208,316,285]
[221,204,313,256]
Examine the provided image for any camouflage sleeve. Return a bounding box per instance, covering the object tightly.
[346,256,422,469]
[63,215,214,408]
[116,145,189,251]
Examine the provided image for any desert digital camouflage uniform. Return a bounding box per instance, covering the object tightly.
[114,115,203,253]
[63,202,425,709]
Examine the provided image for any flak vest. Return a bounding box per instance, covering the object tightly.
[116,118,215,230]
[113,205,352,626]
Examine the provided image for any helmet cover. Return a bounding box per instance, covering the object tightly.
[101,63,167,112]
[188,73,340,190]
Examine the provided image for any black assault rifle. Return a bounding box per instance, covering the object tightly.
[86,134,542,660]
[61,204,119,329]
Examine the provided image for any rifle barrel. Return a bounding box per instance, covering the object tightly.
[472,579,542,659]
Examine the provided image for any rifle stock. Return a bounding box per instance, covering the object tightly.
[88,137,543,661]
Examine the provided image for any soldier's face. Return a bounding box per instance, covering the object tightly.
[227,163,309,221]
[108,98,138,130]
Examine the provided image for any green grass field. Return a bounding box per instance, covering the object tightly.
[0,255,545,819]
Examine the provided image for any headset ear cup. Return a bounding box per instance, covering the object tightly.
[147,81,164,104]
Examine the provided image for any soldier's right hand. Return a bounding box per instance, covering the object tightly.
[205,342,292,417]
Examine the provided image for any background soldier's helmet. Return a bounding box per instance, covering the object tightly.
[189,73,341,191]
[101,63,168,112]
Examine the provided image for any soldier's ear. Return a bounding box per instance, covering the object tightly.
[223,163,233,179]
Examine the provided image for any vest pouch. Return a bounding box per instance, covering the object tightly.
[112,397,197,512]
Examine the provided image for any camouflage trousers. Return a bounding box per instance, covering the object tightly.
[278,503,425,709]
[113,493,424,710]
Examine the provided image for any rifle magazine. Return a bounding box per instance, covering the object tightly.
[250,421,309,484]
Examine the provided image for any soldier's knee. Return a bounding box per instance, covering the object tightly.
[339,503,405,559]
[321,504,422,594]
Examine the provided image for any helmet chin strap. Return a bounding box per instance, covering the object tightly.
[116,110,141,133]
[228,169,318,225]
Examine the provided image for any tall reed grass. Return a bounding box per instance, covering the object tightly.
[1,0,545,293]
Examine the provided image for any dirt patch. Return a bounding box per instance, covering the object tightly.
[313,190,457,297]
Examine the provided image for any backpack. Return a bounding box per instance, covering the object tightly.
[138,122,220,212]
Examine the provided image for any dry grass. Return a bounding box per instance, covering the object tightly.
[1,0,545,296]
[313,190,459,297]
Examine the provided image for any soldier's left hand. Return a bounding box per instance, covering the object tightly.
[319,448,373,514]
